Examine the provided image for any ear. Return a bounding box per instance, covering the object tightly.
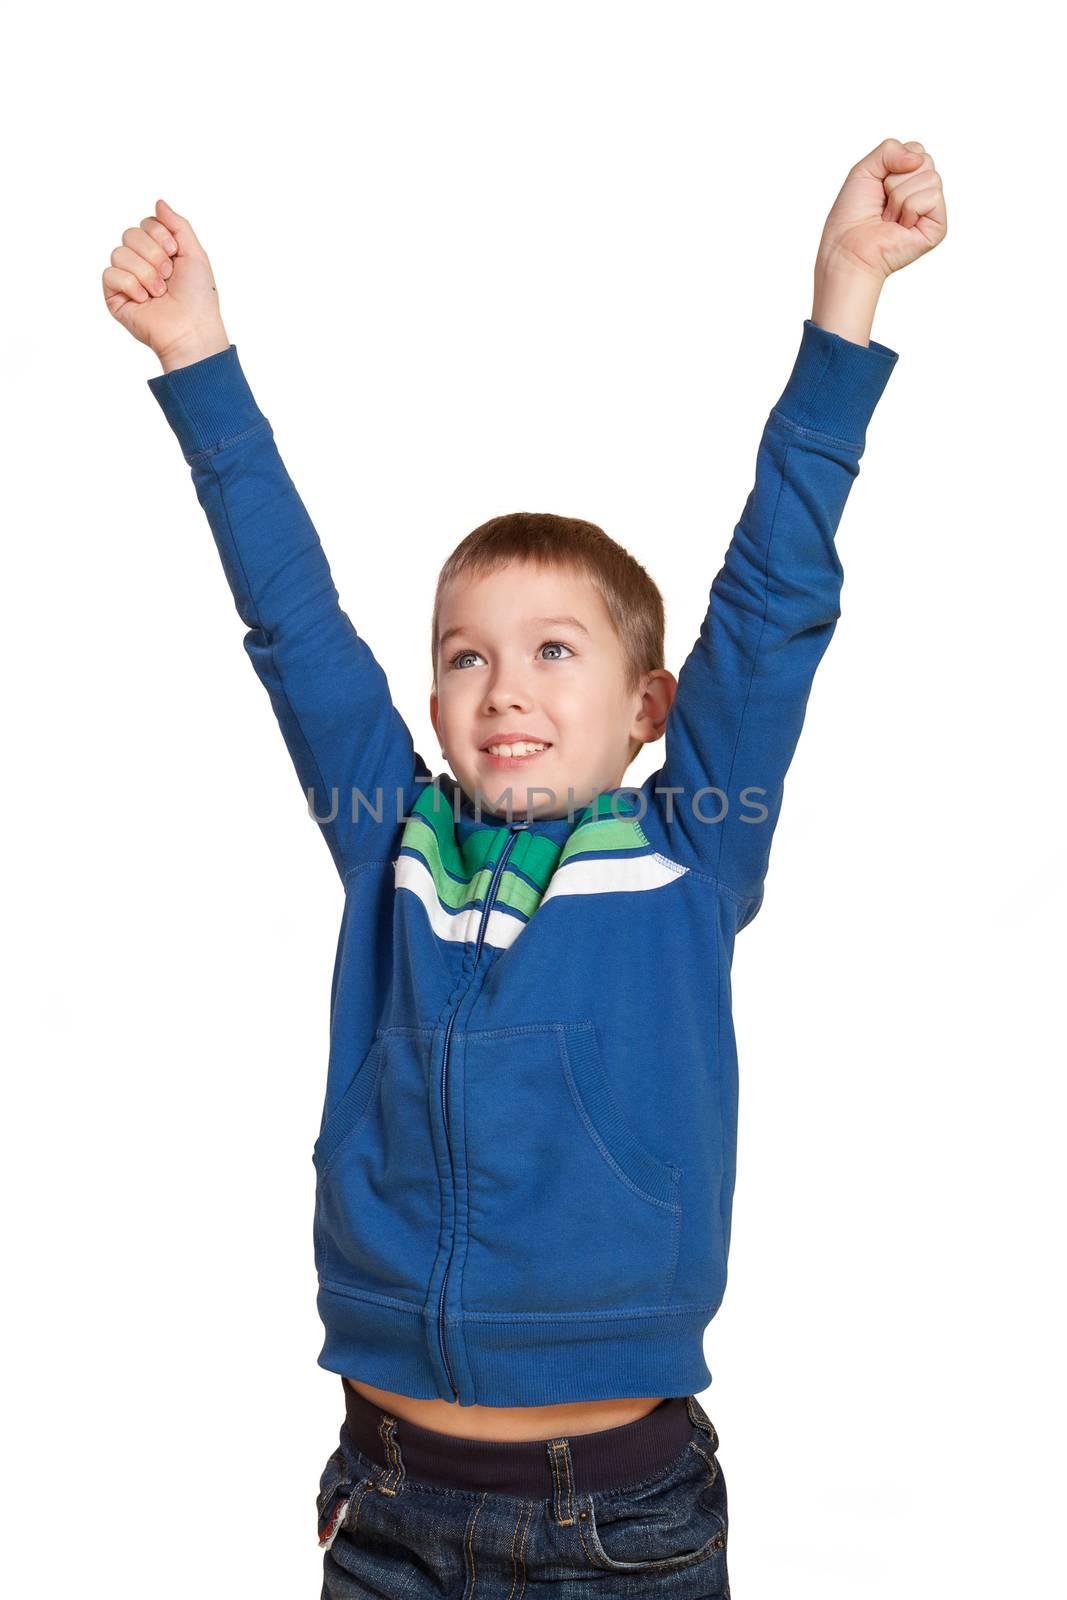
[429,685,441,747]
[630,668,677,748]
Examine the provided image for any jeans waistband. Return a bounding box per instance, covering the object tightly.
[341,1378,704,1497]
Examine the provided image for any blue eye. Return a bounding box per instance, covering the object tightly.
[448,641,573,670]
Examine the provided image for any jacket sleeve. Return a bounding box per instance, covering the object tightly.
[651,318,899,925]
[147,343,432,883]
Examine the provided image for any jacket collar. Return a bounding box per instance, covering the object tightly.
[435,773,639,850]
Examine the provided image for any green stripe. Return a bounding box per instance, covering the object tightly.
[505,829,561,893]
[577,792,642,826]
[398,784,647,925]
[492,869,544,920]
[408,783,469,879]
[558,816,646,866]
[401,826,498,911]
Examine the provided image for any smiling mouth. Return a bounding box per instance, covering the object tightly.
[479,741,553,765]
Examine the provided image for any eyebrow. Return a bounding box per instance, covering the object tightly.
[438,614,592,649]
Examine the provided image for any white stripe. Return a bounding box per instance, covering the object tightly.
[539,851,687,903]
[394,848,687,950]
[394,853,481,942]
[394,853,528,949]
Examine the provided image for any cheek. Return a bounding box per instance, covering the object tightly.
[547,688,614,748]
[437,684,473,734]
[559,678,619,735]
[437,684,488,756]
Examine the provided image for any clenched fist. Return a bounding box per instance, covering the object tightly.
[102,199,229,372]
[818,138,948,281]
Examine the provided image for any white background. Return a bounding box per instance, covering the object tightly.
[3,2,1063,1594]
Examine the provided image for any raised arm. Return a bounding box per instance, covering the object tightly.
[648,139,945,926]
[147,343,431,882]
[652,316,898,917]
[101,199,430,885]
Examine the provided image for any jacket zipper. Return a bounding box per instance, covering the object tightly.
[436,818,529,1400]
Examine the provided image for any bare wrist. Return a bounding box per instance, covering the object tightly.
[156,325,231,374]
[811,254,884,348]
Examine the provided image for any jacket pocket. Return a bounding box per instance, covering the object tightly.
[461,1020,682,1313]
[313,1037,384,1177]
[313,1027,440,1298]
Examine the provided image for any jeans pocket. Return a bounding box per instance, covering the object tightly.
[575,1430,727,1578]
[316,1444,358,1551]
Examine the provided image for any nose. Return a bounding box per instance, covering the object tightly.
[482,664,533,717]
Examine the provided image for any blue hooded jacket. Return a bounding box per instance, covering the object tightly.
[147,319,898,1405]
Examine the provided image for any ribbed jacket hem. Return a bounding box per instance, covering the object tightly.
[316,1283,718,1406]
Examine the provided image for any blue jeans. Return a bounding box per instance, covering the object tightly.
[318,1381,731,1597]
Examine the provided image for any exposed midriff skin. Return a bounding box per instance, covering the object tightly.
[347,1379,666,1441]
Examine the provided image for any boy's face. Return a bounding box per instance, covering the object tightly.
[429,559,675,820]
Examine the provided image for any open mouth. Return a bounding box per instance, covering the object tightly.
[479,740,553,768]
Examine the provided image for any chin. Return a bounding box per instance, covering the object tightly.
[469,782,559,820]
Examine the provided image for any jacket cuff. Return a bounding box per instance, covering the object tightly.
[773,318,899,449]
[146,344,267,461]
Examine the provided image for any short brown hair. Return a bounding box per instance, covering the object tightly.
[431,512,665,698]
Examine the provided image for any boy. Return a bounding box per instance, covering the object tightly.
[104,137,945,1593]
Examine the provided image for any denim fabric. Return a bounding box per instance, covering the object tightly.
[318,1394,730,1597]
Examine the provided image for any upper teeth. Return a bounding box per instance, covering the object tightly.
[486,741,548,756]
